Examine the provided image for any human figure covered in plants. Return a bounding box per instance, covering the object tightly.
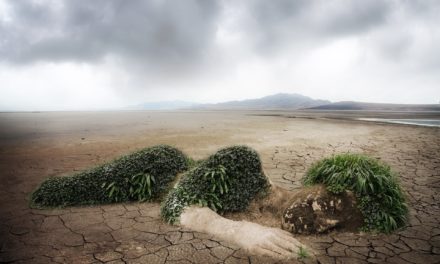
[31,145,408,260]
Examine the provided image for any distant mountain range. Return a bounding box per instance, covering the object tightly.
[308,101,440,111]
[132,93,440,111]
[193,93,330,110]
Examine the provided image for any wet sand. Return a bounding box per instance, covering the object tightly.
[0,110,439,263]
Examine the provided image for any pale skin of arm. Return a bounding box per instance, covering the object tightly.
[180,206,316,260]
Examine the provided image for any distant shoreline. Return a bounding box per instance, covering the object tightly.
[358,118,440,128]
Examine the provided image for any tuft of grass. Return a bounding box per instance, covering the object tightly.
[297,246,309,260]
[31,145,189,207]
[161,145,270,224]
[303,153,408,233]
[129,172,156,201]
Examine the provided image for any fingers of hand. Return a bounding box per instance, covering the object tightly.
[254,247,289,259]
[260,243,294,258]
[270,228,317,259]
[271,235,300,254]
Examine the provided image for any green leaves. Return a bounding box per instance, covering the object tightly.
[101,182,123,202]
[303,153,408,233]
[297,246,309,260]
[204,165,230,195]
[31,145,189,207]
[102,172,158,202]
[130,173,155,201]
[161,145,269,224]
[161,165,228,224]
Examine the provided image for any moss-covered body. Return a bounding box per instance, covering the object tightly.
[303,153,408,233]
[161,145,270,224]
[31,145,188,207]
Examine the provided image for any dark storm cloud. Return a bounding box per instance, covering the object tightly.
[369,0,440,70]
[0,0,220,68]
[238,0,440,70]
[242,0,392,52]
[252,0,390,35]
[1,0,439,70]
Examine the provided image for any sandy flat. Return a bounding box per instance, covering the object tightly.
[0,110,439,263]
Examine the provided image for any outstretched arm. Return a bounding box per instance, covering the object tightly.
[180,206,315,260]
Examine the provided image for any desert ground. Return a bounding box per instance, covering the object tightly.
[0,110,439,264]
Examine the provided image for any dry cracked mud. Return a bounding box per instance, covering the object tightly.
[0,111,439,263]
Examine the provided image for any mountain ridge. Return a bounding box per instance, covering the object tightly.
[306,101,440,111]
[131,93,440,111]
[193,93,330,110]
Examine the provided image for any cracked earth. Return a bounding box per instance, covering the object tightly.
[0,111,439,263]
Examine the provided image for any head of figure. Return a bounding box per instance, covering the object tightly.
[281,185,363,234]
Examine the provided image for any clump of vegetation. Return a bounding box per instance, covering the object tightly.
[186,157,204,169]
[297,246,309,260]
[303,153,408,233]
[161,145,270,224]
[31,145,188,207]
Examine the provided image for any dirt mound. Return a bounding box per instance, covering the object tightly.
[281,185,363,234]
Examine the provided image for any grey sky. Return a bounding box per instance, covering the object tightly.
[0,0,439,110]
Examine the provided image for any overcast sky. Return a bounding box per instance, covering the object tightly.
[1,0,439,110]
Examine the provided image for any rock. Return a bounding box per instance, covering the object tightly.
[281,185,363,234]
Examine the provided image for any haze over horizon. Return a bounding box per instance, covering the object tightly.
[1,0,440,111]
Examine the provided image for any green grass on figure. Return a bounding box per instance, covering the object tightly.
[31,145,189,207]
[161,145,270,224]
[303,153,408,233]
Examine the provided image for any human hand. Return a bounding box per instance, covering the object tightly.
[232,221,316,260]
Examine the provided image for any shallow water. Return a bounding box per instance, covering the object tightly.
[358,118,440,127]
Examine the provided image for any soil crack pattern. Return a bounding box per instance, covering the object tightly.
[1,115,439,263]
